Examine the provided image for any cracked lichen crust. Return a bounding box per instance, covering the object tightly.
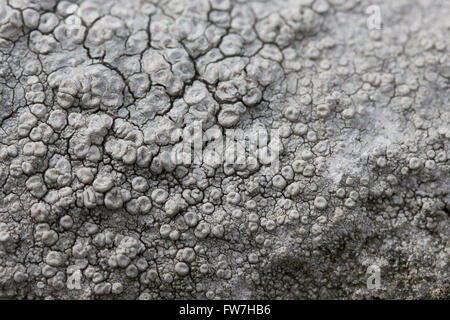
[0,0,449,299]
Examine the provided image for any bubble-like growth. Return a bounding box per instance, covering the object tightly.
[0,0,447,301]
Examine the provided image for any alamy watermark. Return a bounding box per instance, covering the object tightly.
[164,121,281,173]
[67,269,82,290]
[366,264,381,290]
[366,5,382,30]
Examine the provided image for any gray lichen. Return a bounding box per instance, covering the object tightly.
[0,0,449,299]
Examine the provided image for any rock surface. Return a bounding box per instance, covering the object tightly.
[0,0,448,299]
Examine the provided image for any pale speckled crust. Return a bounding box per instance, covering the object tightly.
[0,0,448,299]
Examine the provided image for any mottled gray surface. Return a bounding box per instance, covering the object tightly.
[0,0,448,299]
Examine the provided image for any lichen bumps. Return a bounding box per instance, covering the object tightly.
[0,0,449,299]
